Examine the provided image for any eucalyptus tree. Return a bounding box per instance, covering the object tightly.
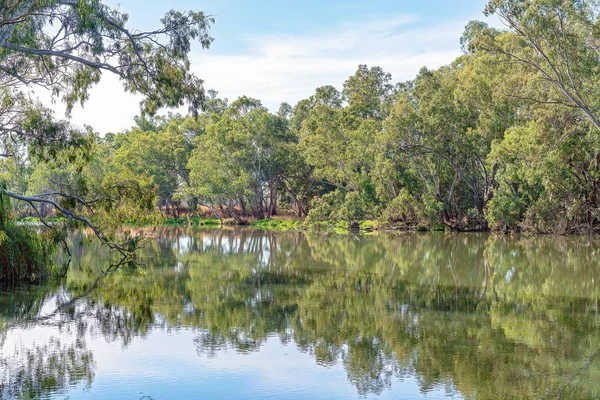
[380,53,523,230]
[469,0,600,232]
[343,64,396,120]
[299,66,396,226]
[481,0,600,132]
[0,0,214,267]
[188,97,294,221]
[111,120,194,216]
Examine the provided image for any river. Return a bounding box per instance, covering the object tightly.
[1,228,599,399]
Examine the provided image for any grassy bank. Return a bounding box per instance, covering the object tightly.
[16,216,63,223]
[250,219,303,231]
[14,215,442,234]
[163,217,222,227]
[164,217,374,233]
[162,217,304,232]
[152,217,431,234]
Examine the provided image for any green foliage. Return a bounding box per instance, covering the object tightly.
[292,0,600,233]
[378,188,425,229]
[250,219,302,231]
[175,29,600,234]
[188,97,296,221]
[111,119,195,213]
[1,2,213,116]
[163,217,221,227]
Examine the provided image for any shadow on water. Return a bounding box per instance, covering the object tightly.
[1,228,600,399]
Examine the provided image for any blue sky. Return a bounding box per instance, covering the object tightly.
[46,0,493,133]
[118,0,490,53]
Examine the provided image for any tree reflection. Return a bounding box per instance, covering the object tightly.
[1,229,600,398]
[0,336,94,399]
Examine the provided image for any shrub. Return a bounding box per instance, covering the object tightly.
[0,188,58,285]
[378,189,425,229]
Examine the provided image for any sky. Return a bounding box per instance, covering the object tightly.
[39,0,493,134]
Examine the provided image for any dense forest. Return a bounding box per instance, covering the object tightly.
[2,1,600,281]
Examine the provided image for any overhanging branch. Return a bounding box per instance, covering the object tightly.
[1,188,134,257]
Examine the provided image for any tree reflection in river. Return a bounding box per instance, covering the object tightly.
[1,228,599,399]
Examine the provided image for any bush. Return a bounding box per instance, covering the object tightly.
[0,188,58,285]
[0,225,56,285]
[251,219,302,231]
[485,183,527,232]
[161,217,222,227]
[305,189,380,230]
[378,189,427,229]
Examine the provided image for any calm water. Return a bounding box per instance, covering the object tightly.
[1,228,600,399]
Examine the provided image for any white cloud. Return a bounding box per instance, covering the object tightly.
[41,14,470,134]
[192,16,466,110]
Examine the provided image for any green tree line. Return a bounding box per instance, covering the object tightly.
[9,0,600,235]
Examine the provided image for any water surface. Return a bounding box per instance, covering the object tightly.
[1,229,599,399]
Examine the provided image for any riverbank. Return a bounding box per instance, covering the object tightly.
[161,217,378,233]
[16,215,377,233]
[162,217,305,232]
[12,215,488,234]
[19,215,593,235]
